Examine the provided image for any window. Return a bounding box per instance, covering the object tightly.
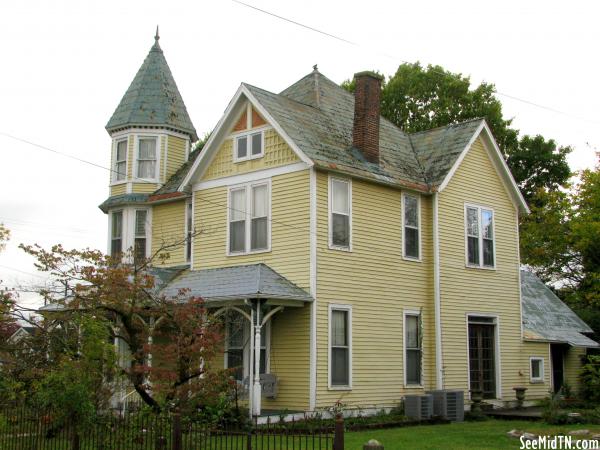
[466,205,495,268]
[234,131,263,162]
[403,193,420,260]
[530,357,544,383]
[134,210,147,263]
[330,305,351,388]
[228,181,270,255]
[111,211,123,256]
[226,313,245,381]
[114,140,127,182]
[137,138,157,179]
[329,177,351,250]
[405,313,422,386]
[185,200,193,263]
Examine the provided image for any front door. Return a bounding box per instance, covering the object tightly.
[468,319,496,399]
[551,344,565,394]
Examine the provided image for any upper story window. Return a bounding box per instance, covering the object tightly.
[329,177,352,250]
[329,305,352,389]
[466,205,495,268]
[134,210,148,264]
[228,181,270,255]
[185,200,193,263]
[114,140,127,182]
[136,137,158,179]
[234,131,264,162]
[111,211,123,257]
[402,193,420,260]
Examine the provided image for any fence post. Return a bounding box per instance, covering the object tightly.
[333,413,344,450]
[71,428,80,450]
[247,430,253,450]
[172,410,182,450]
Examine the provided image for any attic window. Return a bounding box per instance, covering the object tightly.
[234,131,264,162]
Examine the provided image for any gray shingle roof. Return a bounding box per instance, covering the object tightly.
[98,193,149,213]
[152,148,201,196]
[160,263,313,304]
[106,37,197,141]
[521,270,598,348]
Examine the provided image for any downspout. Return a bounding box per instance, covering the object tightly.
[433,192,443,389]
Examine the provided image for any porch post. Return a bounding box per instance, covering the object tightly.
[252,299,262,417]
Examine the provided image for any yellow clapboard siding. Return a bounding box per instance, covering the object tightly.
[437,137,548,401]
[110,184,127,196]
[201,129,299,181]
[564,347,586,392]
[193,169,311,408]
[131,183,159,194]
[315,170,435,409]
[167,135,187,181]
[151,200,187,267]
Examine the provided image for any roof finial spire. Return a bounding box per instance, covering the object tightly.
[313,64,318,72]
[155,25,160,42]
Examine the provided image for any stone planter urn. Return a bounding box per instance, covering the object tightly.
[470,389,484,415]
[513,386,528,409]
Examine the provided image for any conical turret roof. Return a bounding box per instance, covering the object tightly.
[106,31,197,140]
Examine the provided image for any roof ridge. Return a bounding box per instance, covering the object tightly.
[408,117,484,136]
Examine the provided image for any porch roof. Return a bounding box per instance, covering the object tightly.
[160,263,313,305]
[521,270,599,348]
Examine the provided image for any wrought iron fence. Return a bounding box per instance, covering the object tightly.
[0,407,338,450]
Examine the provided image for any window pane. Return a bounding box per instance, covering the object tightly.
[251,132,262,155]
[237,136,247,158]
[139,139,156,159]
[138,160,155,178]
[332,310,347,346]
[135,210,147,237]
[468,236,480,265]
[227,316,244,348]
[111,239,122,256]
[252,185,268,218]
[483,239,494,267]
[260,348,267,374]
[331,348,349,385]
[467,207,479,236]
[230,221,245,253]
[332,214,349,247]
[482,210,493,239]
[227,350,244,381]
[405,315,419,348]
[230,189,246,221]
[112,212,122,239]
[115,161,126,181]
[116,141,127,161]
[404,195,418,228]
[251,217,268,250]
[331,180,349,214]
[404,227,419,259]
[134,238,146,262]
[406,349,421,385]
[531,360,541,379]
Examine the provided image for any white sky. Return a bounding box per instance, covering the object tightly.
[1,0,598,310]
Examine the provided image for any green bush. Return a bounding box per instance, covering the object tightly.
[580,355,600,406]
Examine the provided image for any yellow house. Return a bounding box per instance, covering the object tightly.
[100,33,598,416]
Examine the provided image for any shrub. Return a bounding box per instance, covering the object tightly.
[580,355,600,406]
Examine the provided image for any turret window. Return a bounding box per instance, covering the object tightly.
[114,140,127,182]
[111,211,123,256]
[134,210,148,263]
[136,138,158,179]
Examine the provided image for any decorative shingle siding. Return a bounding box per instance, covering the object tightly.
[315,170,435,407]
[201,129,300,181]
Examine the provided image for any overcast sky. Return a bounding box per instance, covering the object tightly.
[1,0,598,310]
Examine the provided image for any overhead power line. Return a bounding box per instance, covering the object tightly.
[231,0,600,125]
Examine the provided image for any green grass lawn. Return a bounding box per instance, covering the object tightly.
[345,420,600,450]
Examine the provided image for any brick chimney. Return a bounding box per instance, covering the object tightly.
[352,71,383,164]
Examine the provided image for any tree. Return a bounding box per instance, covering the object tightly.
[12,243,228,414]
[342,63,572,201]
[0,224,16,338]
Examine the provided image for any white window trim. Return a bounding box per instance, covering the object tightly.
[328,175,352,252]
[107,207,152,261]
[530,357,545,383]
[328,303,352,390]
[226,179,272,256]
[402,192,422,262]
[403,309,423,388]
[224,316,271,378]
[464,203,496,270]
[134,135,161,182]
[232,129,266,163]
[111,138,128,185]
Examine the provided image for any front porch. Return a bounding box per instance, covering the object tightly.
[161,263,314,418]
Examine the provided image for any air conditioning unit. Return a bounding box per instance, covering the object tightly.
[404,394,433,421]
[427,390,465,422]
